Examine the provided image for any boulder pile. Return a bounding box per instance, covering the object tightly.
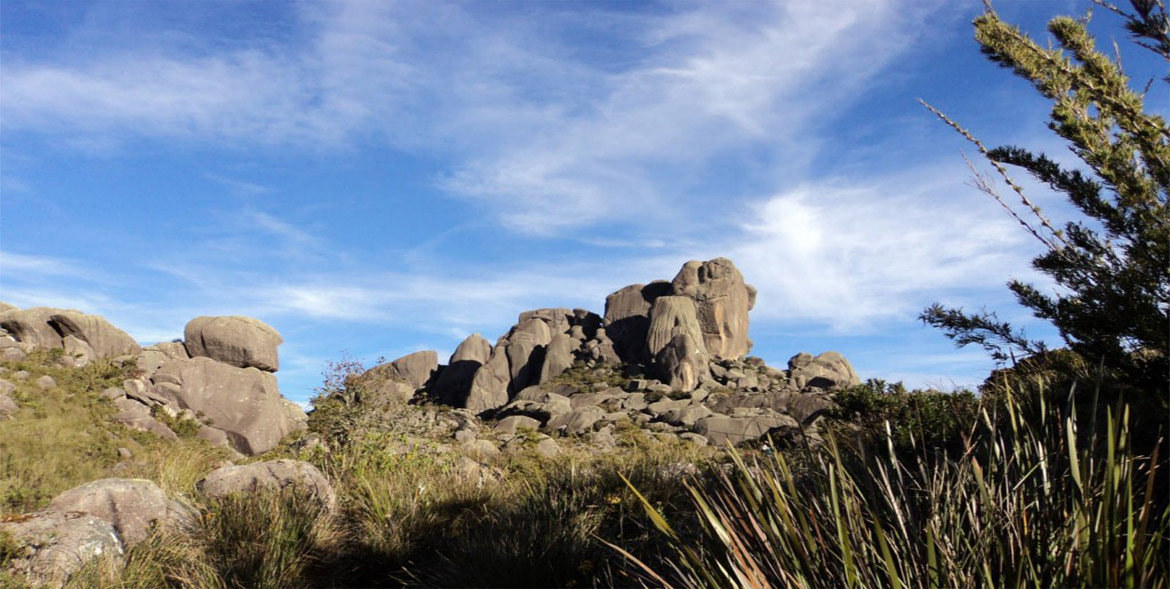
[0,307,306,456]
[354,258,861,448]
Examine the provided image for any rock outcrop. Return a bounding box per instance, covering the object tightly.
[670,258,756,360]
[152,357,302,456]
[46,479,172,547]
[346,257,865,448]
[0,307,140,363]
[197,459,336,511]
[0,511,122,588]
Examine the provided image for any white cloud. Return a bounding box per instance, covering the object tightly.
[716,169,1045,330]
[1,0,944,234]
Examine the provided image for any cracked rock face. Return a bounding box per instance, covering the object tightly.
[670,258,756,361]
[0,511,124,588]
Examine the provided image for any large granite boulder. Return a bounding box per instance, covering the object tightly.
[197,460,336,511]
[0,307,65,350]
[364,350,438,391]
[538,333,576,384]
[48,312,141,360]
[646,296,705,360]
[151,357,305,455]
[654,332,709,392]
[671,258,756,360]
[465,347,511,414]
[183,316,282,372]
[603,282,671,363]
[0,511,123,588]
[789,351,860,390]
[47,479,171,547]
[694,413,798,445]
[432,333,492,407]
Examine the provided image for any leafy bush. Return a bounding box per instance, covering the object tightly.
[827,379,981,452]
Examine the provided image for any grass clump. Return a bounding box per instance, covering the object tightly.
[620,382,1169,588]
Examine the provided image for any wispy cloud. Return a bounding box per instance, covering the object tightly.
[2,0,944,234]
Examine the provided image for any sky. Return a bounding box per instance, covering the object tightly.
[1,0,1164,405]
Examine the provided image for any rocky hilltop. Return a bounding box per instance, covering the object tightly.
[0,257,866,587]
[346,257,861,448]
[0,258,860,456]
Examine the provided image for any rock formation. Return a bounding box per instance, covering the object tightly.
[184,315,282,372]
[340,257,865,449]
[0,306,307,456]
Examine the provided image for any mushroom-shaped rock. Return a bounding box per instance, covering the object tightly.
[47,479,170,547]
[151,357,305,455]
[0,511,123,588]
[48,312,141,360]
[789,351,860,390]
[183,316,282,372]
[646,296,706,360]
[654,332,709,392]
[671,258,756,360]
[198,459,336,511]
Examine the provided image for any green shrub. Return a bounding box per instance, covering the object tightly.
[827,379,982,452]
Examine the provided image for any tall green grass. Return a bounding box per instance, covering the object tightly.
[620,384,1168,588]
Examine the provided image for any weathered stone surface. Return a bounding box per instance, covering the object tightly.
[545,406,605,435]
[47,479,170,546]
[662,404,713,428]
[586,328,621,365]
[197,460,336,511]
[0,307,68,350]
[646,296,705,360]
[0,393,18,418]
[433,334,492,407]
[504,318,551,393]
[35,375,56,390]
[111,397,178,441]
[695,413,798,445]
[0,511,123,588]
[48,312,141,360]
[0,379,15,395]
[789,351,860,390]
[151,357,304,455]
[365,350,438,390]
[670,258,755,360]
[654,332,708,392]
[183,316,282,372]
[538,333,576,384]
[787,392,835,425]
[518,308,574,335]
[465,347,511,414]
[603,282,671,363]
[494,415,541,434]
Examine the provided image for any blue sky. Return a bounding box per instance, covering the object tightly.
[2,0,1162,404]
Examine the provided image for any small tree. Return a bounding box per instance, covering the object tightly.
[920,0,1169,396]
